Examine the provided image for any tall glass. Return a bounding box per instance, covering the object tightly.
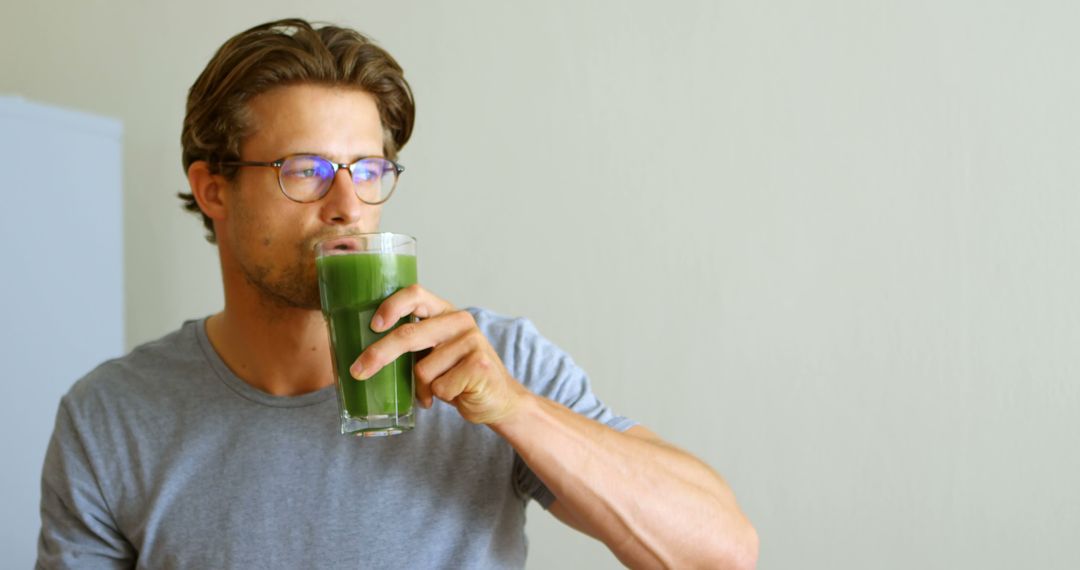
[315,233,417,436]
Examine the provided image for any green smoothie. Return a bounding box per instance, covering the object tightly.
[316,252,417,432]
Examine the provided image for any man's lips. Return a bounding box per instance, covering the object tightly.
[308,232,368,253]
[316,236,360,252]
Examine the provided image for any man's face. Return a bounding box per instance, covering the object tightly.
[221,84,386,310]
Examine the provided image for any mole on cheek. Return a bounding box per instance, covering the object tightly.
[262,237,271,246]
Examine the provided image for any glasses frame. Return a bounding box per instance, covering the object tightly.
[217,154,405,205]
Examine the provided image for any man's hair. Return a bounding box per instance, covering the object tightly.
[178,18,415,243]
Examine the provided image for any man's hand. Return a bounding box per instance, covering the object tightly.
[349,284,528,425]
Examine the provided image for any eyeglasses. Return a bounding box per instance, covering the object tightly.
[217,154,405,204]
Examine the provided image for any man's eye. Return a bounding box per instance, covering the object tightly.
[284,158,334,179]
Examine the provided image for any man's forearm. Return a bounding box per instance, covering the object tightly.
[490,392,758,569]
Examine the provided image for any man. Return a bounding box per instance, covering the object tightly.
[38,18,757,569]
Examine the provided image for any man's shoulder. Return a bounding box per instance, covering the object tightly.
[463,306,548,363]
[463,306,570,386]
[463,306,630,431]
[465,306,540,341]
[65,318,208,410]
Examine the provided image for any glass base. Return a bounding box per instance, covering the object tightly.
[341,411,415,437]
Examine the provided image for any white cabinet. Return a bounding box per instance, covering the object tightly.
[0,96,123,568]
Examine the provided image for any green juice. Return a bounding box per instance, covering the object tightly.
[316,252,417,433]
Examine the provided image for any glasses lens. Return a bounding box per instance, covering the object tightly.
[352,158,399,204]
[280,155,334,202]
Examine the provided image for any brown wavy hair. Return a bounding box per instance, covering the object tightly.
[178,18,415,243]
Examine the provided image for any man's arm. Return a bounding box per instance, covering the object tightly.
[38,398,135,569]
[354,285,759,569]
[494,398,757,569]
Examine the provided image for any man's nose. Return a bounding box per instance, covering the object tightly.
[318,167,365,225]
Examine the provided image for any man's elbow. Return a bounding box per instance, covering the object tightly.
[709,521,759,570]
[613,518,759,569]
[731,522,760,570]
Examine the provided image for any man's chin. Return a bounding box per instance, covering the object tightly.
[290,282,323,312]
[256,288,322,313]
[249,274,322,313]
[288,293,323,312]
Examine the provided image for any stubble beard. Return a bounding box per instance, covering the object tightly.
[239,238,323,313]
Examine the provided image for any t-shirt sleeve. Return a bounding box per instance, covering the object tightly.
[37,397,136,569]
[467,307,637,509]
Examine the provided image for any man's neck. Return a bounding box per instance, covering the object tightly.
[205,299,334,397]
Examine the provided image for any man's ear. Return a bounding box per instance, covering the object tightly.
[187,161,229,222]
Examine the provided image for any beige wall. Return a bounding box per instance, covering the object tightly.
[4,1,1078,568]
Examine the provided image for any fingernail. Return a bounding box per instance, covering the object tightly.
[371,315,384,332]
[350,363,364,380]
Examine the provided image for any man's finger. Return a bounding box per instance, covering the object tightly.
[413,329,478,408]
[352,310,473,380]
[371,284,454,333]
[428,359,477,405]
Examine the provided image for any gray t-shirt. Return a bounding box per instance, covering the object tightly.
[37,307,634,569]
